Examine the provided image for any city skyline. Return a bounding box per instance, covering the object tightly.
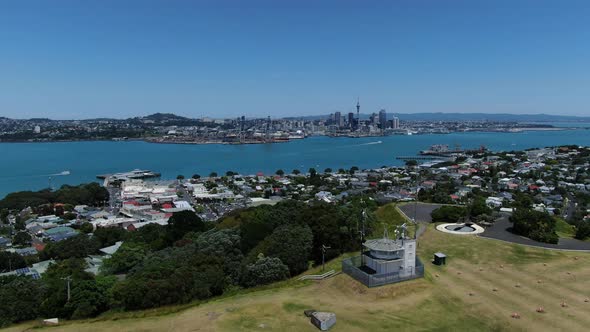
[2,0,590,119]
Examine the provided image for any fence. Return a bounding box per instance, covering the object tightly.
[342,256,424,288]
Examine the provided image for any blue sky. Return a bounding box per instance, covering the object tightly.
[1,0,589,119]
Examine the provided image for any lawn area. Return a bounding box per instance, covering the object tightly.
[373,203,415,238]
[5,226,590,332]
[555,217,576,239]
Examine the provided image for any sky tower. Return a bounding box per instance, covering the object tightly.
[356,98,360,132]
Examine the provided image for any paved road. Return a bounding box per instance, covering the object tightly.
[480,214,590,251]
[398,203,445,223]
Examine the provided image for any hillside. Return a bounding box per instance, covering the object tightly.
[6,225,590,332]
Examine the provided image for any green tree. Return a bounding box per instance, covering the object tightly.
[167,210,208,243]
[93,226,127,247]
[510,209,558,244]
[263,223,313,275]
[469,197,492,217]
[240,255,289,288]
[431,206,466,223]
[194,228,243,283]
[324,168,332,173]
[575,222,590,240]
[0,277,46,327]
[12,231,32,246]
[209,172,218,177]
[112,248,225,310]
[41,234,101,260]
[192,174,201,179]
[405,159,418,167]
[308,168,317,177]
[292,169,301,175]
[176,174,185,180]
[0,252,27,272]
[275,169,285,176]
[79,222,94,234]
[101,243,147,274]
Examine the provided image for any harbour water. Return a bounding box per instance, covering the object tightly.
[1,129,590,198]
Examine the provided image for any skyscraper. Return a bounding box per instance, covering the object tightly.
[379,109,387,129]
[393,116,400,129]
[335,111,342,127]
[348,112,354,128]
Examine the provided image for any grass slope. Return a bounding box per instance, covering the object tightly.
[5,225,590,332]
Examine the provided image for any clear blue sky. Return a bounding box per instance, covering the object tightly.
[1,0,589,119]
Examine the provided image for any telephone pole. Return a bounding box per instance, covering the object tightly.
[321,244,331,272]
[62,276,72,302]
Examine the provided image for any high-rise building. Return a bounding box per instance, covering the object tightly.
[348,112,355,128]
[335,111,342,127]
[393,116,400,129]
[379,109,387,129]
[370,112,378,126]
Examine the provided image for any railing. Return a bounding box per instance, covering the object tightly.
[298,270,337,281]
[342,256,424,288]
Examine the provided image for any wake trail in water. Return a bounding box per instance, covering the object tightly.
[355,141,383,146]
[0,170,71,181]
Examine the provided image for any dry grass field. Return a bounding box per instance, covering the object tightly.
[5,223,590,332]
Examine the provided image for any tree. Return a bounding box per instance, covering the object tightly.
[431,206,466,223]
[64,277,115,319]
[226,171,236,176]
[349,166,359,175]
[112,248,225,310]
[13,231,32,246]
[405,159,418,167]
[263,223,313,275]
[101,243,147,274]
[93,226,127,248]
[176,174,185,180]
[240,255,289,288]
[575,222,590,240]
[41,235,101,260]
[469,197,492,217]
[0,209,8,224]
[0,252,27,272]
[79,222,94,234]
[39,258,95,319]
[209,172,218,178]
[324,168,332,173]
[194,228,243,283]
[167,210,208,243]
[0,277,46,327]
[510,209,558,244]
[275,169,285,176]
[292,169,301,175]
[192,174,201,179]
[308,168,317,178]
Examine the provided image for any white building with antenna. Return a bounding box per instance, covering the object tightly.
[342,223,423,287]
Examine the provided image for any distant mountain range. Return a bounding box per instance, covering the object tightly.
[286,112,590,122]
[3,112,590,123]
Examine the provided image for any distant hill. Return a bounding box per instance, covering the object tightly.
[140,113,190,122]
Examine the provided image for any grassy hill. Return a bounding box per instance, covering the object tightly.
[5,223,590,332]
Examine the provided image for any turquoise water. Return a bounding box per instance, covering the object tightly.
[1,129,590,198]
